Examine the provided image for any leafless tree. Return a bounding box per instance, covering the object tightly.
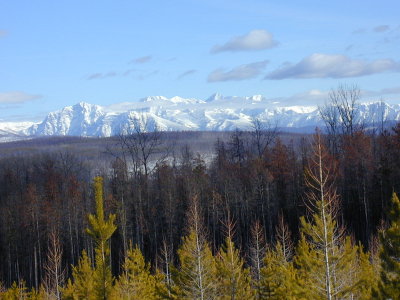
[43,229,65,300]
[275,214,293,262]
[251,117,278,158]
[332,84,361,135]
[228,129,246,165]
[158,239,174,298]
[249,221,266,283]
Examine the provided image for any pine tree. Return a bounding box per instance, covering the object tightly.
[356,247,378,299]
[376,192,400,299]
[293,234,320,299]
[258,216,299,300]
[295,133,361,299]
[215,221,254,300]
[28,286,47,300]
[1,281,28,300]
[62,250,95,299]
[173,197,217,300]
[86,176,117,300]
[112,245,158,299]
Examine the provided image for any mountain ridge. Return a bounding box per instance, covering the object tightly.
[0,94,399,141]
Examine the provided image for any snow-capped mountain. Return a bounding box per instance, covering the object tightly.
[1,94,400,140]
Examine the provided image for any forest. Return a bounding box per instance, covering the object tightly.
[0,89,399,299]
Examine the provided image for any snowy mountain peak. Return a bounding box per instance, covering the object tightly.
[140,96,169,102]
[1,96,399,141]
[206,92,224,102]
[248,95,264,102]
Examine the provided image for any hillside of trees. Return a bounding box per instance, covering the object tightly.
[0,87,399,298]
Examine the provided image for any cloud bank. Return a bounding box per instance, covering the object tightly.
[0,91,41,104]
[374,25,390,33]
[132,55,152,64]
[177,69,196,79]
[87,72,117,80]
[211,30,277,53]
[265,53,400,79]
[208,60,268,82]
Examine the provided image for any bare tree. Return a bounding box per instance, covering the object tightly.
[328,84,361,136]
[275,214,293,262]
[43,229,65,300]
[158,239,174,298]
[228,128,246,165]
[251,118,278,158]
[319,101,340,154]
[249,221,266,284]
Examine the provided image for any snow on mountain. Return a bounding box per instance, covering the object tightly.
[0,121,37,142]
[27,102,105,136]
[1,94,399,139]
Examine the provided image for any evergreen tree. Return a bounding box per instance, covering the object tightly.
[173,197,217,300]
[295,133,361,299]
[356,247,378,299]
[376,192,400,299]
[259,242,295,299]
[62,250,95,300]
[1,281,28,300]
[215,221,254,300]
[86,176,117,300]
[112,245,158,299]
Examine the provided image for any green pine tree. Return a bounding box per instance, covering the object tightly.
[174,230,217,300]
[62,250,95,300]
[376,192,400,299]
[173,198,217,300]
[1,281,28,300]
[356,247,378,299]
[86,176,117,300]
[111,245,159,299]
[295,133,361,299]
[259,241,299,300]
[215,225,254,300]
[293,234,320,299]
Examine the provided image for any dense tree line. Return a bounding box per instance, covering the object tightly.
[0,133,399,299]
[0,90,400,297]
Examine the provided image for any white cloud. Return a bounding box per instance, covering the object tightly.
[0,91,41,104]
[374,25,390,33]
[269,89,330,106]
[380,86,400,94]
[132,55,152,64]
[352,28,366,34]
[211,30,277,53]
[87,72,117,80]
[265,53,400,79]
[362,86,400,98]
[208,60,268,82]
[177,69,196,80]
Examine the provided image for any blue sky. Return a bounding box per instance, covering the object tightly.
[1,0,400,121]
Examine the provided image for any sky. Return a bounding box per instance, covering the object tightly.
[1,0,400,121]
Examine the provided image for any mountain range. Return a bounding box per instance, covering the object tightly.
[0,93,399,142]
